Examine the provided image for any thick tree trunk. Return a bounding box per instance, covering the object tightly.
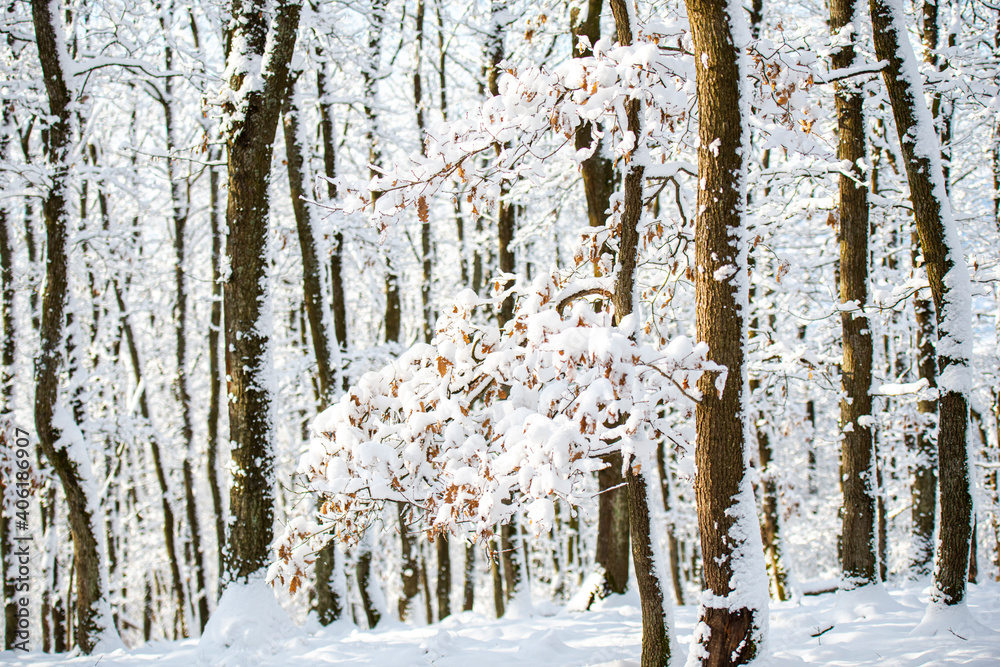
[436,535,451,619]
[31,0,117,652]
[870,0,974,605]
[595,453,630,598]
[684,0,767,661]
[221,0,302,584]
[909,0,947,577]
[830,0,878,587]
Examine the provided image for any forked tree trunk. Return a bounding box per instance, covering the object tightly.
[221,0,302,584]
[30,0,117,652]
[684,0,768,661]
[830,0,878,587]
[870,0,974,605]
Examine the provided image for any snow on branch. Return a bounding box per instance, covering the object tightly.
[269,274,717,593]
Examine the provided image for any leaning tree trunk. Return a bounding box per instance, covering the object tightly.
[870,0,974,605]
[684,0,769,661]
[30,0,118,652]
[830,0,878,588]
[221,0,302,584]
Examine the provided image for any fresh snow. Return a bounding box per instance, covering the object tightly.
[8,580,1000,666]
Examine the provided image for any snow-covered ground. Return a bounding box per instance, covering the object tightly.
[7,579,1000,666]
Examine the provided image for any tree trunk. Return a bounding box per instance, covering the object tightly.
[206,142,227,582]
[830,0,877,587]
[0,121,16,649]
[871,0,973,606]
[684,0,767,660]
[572,0,631,604]
[397,503,421,621]
[655,441,685,605]
[436,535,451,619]
[463,542,475,611]
[605,2,672,665]
[490,536,505,618]
[158,25,208,630]
[283,76,336,404]
[316,61,349,392]
[31,0,117,652]
[595,453,630,598]
[114,284,187,636]
[221,0,302,584]
[312,56,348,626]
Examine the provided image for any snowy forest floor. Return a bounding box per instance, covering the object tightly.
[7,578,1000,666]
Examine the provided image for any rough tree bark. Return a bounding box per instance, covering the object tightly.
[830,0,878,587]
[684,0,769,660]
[221,0,302,584]
[870,0,974,605]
